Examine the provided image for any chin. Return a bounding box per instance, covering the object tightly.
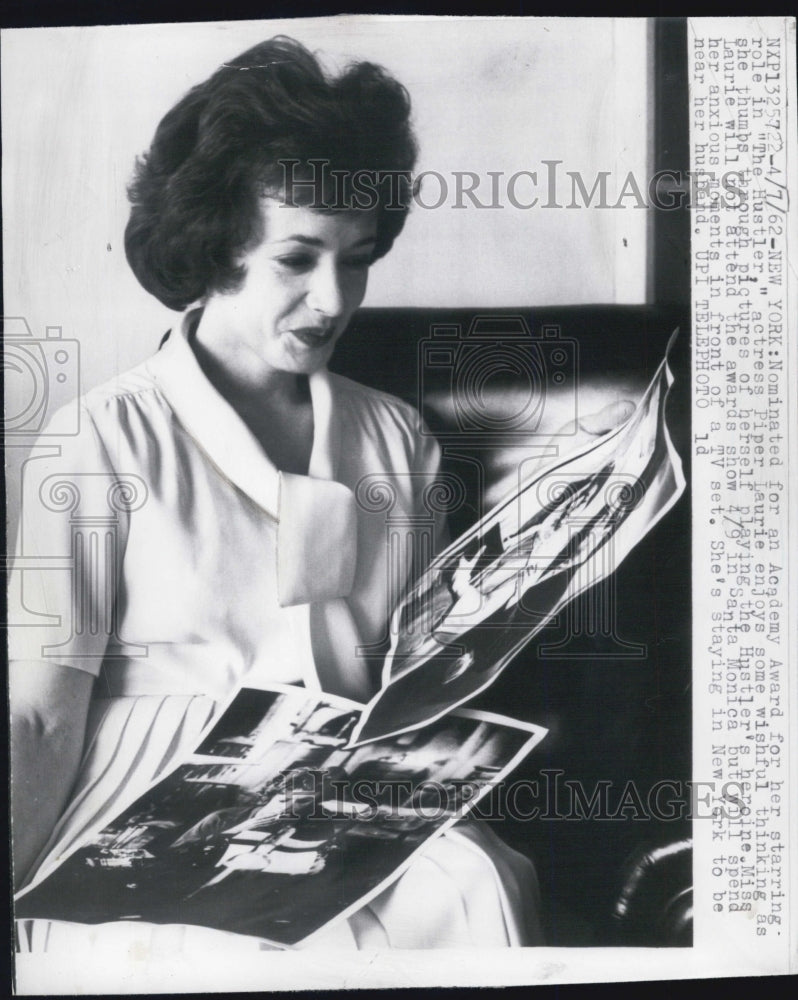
[287,348,335,376]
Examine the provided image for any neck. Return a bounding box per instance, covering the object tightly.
[193,338,308,415]
[190,309,306,411]
[187,310,315,475]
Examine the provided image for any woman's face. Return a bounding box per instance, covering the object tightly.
[200,197,378,378]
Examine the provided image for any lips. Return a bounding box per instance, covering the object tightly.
[290,326,336,348]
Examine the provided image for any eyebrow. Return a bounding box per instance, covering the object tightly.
[275,234,377,248]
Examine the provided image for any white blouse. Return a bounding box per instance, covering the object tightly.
[9,309,442,705]
[12,312,542,957]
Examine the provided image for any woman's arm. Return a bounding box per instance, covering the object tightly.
[10,660,94,889]
[9,406,123,889]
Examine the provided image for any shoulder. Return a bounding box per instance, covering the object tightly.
[67,344,190,444]
[40,353,172,464]
[326,371,424,434]
[326,371,440,474]
[78,356,163,419]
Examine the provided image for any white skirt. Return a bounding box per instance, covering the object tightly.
[16,695,543,953]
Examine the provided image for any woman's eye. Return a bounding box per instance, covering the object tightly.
[276,254,314,270]
[274,253,370,273]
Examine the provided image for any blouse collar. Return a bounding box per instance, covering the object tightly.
[148,309,357,608]
[147,308,342,520]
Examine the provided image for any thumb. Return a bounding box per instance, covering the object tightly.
[577,399,635,436]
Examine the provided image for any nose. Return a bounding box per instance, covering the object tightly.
[306,261,346,320]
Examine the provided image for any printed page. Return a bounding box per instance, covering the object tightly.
[15,684,546,948]
[352,337,685,745]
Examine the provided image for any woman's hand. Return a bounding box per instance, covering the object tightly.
[574,398,636,436]
[10,660,93,889]
[529,397,636,478]
[485,397,636,507]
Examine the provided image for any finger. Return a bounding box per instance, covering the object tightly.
[577,399,635,436]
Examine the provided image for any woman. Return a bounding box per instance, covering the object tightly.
[11,36,541,951]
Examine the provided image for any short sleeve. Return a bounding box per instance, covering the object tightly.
[409,409,449,562]
[7,402,132,677]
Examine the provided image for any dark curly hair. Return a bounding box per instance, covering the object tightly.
[125,36,418,311]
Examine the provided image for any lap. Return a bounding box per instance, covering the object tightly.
[18,694,542,952]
